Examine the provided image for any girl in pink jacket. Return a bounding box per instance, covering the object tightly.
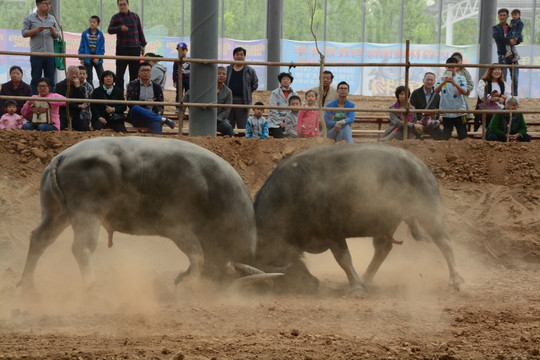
[0,100,26,129]
[297,90,320,138]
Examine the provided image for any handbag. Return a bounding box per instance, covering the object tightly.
[474,98,499,131]
[31,101,52,125]
[53,37,66,70]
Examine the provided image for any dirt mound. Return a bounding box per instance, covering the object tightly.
[0,130,539,359]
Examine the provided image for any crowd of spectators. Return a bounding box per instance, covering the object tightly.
[0,3,531,141]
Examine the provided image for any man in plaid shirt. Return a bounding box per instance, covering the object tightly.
[108,0,146,91]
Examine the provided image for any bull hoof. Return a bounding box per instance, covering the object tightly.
[349,283,368,297]
[449,274,465,292]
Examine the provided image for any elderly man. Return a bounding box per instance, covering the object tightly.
[225,47,258,130]
[409,72,443,140]
[310,70,338,107]
[126,61,175,134]
[22,0,60,94]
[182,66,234,137]
[108,0,146,90]
[56,65,89,131]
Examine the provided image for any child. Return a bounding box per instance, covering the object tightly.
[78,15,105,86]
[78,66,93,126]
[246,102,269,139]
[297,90,320,138]
[505,9,524,62]
[0,100,26,130]
[435,57,468,140]
[283,95,301,138]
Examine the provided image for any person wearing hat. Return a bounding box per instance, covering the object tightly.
[487,96,530,142]
[268,72,298,138]
[108,0,147,91]
[173,42,190,109]
[225,46,259,129]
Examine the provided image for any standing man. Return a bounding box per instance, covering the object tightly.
[226,47,259,130]
[108,0,146,91]
[22,0,60,94]
[492,8,519,96]
[173,42,190,110]
[310,70,338,107]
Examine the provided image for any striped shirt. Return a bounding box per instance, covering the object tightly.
[107,11,146,49]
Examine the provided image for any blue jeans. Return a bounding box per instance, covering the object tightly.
[30,56,56,94]
[327,124,353,143]
[498,55,519,96]
[85,61,104,87]
[22,122,57,131]
[129,105,163,134]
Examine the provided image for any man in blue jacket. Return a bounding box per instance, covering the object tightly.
[492,8,519,96]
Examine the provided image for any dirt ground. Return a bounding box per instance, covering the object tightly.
[0,93,539,359]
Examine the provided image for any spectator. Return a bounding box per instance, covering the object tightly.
[90,70,127,132]
[108,0,146,90]
[505,9,524,62]
[181,66,235,137]
[0,100,26,130]
[126,62,175,134]
[246,101,268,139]
[435,57,468,140]
[324,81,355,144]
[297,90,320,138]
[145,53,167,91]
[225,46,258,129]
[492,8,519,96]
[451,52,475,123]
[268,72,297,138]
[381,86,423,141]
[475,65,510,131]
[309,70,338,107]
[283,95,301,138]
[173,42,190,108]
[0,66,32,117]
[487,97,530,142]
[78,66,93,127]
[410,72,444,140]
[79,15,105,87]
[56,65,89,131]
[21,0,60,94]
[21,78,65,131]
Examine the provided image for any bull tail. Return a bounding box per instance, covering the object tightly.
[44,155,66,209]
[405,217,431,242]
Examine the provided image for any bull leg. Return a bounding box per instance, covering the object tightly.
[18,213,70,289]
[360,235,393,285]
[169,231,204,285]
[329,238,366,295]
[71,214,101,289]
[424,225,464,292]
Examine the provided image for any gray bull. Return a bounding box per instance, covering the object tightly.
[254,144,464,294]
[18,137,259,289]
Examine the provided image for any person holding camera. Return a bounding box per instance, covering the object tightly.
[90,70,128,132]
[435,57,468,140]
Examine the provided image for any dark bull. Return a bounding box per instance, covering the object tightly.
[18,137,273,290]
[254,144,464,295]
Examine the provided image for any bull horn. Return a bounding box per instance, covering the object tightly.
[230,262,266,275]
[233,273,284,286]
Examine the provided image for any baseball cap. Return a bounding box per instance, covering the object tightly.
[177,42,188,50]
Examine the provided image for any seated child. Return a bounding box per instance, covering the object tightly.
[297,90,320,138]
[283,95,301,138]
[0,100,26,130]
[246,102,269,139]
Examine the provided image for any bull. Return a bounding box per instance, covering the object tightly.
[18,137,270,290]
[254,144,464,295]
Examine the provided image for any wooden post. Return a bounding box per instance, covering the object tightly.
[403,40,410,139]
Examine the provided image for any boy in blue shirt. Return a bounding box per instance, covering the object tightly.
[78,16,105,86]
[505,9,524,62]
[435,57,468,140]
[246,102,269,139]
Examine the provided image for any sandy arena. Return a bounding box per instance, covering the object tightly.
[0,94,539,359]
